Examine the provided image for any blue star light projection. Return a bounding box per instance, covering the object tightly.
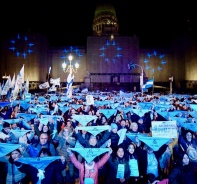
[9,33,34,59]
[60,46,82,65]
[143,50,167,74]
[99,38,122,64]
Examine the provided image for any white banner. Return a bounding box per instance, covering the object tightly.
[151,121,177,138]
[86,95,94,105]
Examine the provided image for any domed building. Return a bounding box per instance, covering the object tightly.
[92,3,119,36]
[0,3,197,93]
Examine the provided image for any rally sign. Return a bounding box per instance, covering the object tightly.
[151,121,177,138]
[86,95,94,105]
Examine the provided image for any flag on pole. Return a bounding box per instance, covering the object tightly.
[48,84,56,92]
[66,72,74,97]
[8,75,12,89]
[14,65,24,92]
[39,82,50,89]
[1,77,10,96]
[50,78,60,86]
[142,78,154,89]
[46,66,51,82]
[11,73,16,89]
[169,75,173,82]
[24,77,29,93]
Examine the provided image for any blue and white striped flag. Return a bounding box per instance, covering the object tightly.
[66,73,74,97]
[142,78,154,89]
[39,82,50,89]
[14,65,24,92]
[1,77,10,95]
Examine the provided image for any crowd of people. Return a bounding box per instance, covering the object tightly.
[0,90,197,184]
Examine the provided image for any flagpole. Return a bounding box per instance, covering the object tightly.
[134,64,143,95]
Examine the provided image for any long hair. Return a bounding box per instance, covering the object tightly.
[112,145,127,162]
[9,149,21,163]
[38,147,52,157]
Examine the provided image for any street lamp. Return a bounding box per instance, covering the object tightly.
[62,54,79,73]
[61,54,79,97]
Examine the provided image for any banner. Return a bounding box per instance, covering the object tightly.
[151,121,177,138]
[86,95,94,105]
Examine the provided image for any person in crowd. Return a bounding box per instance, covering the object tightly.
[50,101,59,115]
[14,148,66,184]
[0,149,28,184]
[105,145,130,184]
[137,118,147,133]
[27,132,56,157]
[126,142,140,183]
[2,122,18,143]
[54,126,76,183]
[128,122,139,133]
[75,126,111,148]
[135,137,173,183]
[67,147,112,184]
[168,152,197,184]
[125,119,132,130]
[178,129,197,153]
[118,119,127,130]
[110,123,120,151]
[0,105,12,119]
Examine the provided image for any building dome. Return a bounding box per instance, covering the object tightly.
[94,4,117,18]
[92,3,119,36]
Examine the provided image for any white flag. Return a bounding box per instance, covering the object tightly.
[14,65,24,92]
[1,77,10,95]
[50,78,60,86]
[10,90,18,101]
[24,77,29,93]
[8,76,12,89]
[39,82,50,89]
[48,84,56,92]
[11,73,16,88]
[81,88,88,93]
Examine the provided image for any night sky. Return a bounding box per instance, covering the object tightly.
[0,0,196,48]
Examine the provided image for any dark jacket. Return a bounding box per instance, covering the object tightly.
[15,159,66,184]
[106,154,130,184]
[126,152,140,178]
[135,144,168,177]
[110,132,120,151]
[168,163,197,184]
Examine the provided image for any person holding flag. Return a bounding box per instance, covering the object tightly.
[67,147,112,184]
[14,148,66,184]
[0,148,28,184]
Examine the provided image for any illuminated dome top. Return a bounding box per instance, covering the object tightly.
[94,3,117,19]
[92,3,119,36]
